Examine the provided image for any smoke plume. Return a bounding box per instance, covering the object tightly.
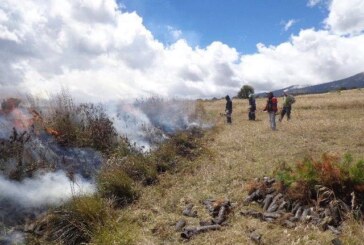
[0,171,95,208]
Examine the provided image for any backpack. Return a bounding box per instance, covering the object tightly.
[286,95,295,105]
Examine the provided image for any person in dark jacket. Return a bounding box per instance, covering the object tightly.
[248,94,256,120]
[225,95,232,124]
[263,92,278,130]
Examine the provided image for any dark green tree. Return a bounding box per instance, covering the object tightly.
[237,85,254,99]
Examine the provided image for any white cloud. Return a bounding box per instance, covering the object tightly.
[238,29,364,91]
[282,19,298,31]
[325,0,364,35]
[0,0,364,100]
[307,0,323,7]
[167,25,183,41]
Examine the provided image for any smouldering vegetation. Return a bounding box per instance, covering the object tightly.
[3,89,364,245]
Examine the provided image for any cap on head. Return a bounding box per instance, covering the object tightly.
[225,95,230,100]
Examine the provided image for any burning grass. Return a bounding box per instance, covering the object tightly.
[6,89,364,244]
[43,91,118,153]
[1,91,210,244]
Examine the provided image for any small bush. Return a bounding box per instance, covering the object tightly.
[295,157,319,186]
[112,136,139,158]
[44,91,117,153]
[314,154,342,186]
[286,180,311,202]
[275,153,364,202]
[349,160,364,184]
[43,195,113,245]
[98,166,137,206]
[119,155,158,185]
[151,130,205,172]
[152,141,178,172]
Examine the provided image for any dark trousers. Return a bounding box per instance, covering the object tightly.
[248,109,256,120]
[226,112,232,123]
[280,106,291,120]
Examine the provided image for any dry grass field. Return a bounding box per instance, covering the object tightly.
[119,89,364,245]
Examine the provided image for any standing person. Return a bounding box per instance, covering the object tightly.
[279,92,295,122]
[225,95,232,124]
[263,92,278,130]
[248,94,256,120]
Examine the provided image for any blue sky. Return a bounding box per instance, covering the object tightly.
[119,0,327,53]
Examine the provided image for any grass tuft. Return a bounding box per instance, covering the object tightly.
[98,166,137,206]
[42,195,114,245]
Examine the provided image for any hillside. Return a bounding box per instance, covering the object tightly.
[121,89,364,244]
[257,72,364,97]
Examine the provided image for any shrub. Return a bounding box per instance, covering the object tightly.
[112,136,142,158]
[119,155,158,185]
[44,91,117,153]
[294,157,319,186]
[276,169,295,187]
[349,160,364,184]
[152,137,179,172]
[286,180,310,202]
[313,154,342,186]
[43,195,113,245]
[237,85,255,99]
[75,103,117,153]
[275,153,364,202]
[98,166,137,206]
[152,130,203,172]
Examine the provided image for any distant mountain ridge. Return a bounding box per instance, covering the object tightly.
[257,72,364,97]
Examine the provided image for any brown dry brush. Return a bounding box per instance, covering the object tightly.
[44,92,117,154]
[276,153,364,207]
[0,128,32,180]
[242,153,364,233]
[24,95,208,244]
[33,121,207,243]
[153,128,205,172]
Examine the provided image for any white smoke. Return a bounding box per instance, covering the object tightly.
[0,171,95,207]
[107,98,210,150]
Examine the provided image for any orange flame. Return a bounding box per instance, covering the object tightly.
[45,127,61,137]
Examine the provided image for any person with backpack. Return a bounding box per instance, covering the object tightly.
[263,92,278,130]
[248,93,256,120]
[279,92,295,122]
[225,95,232,124]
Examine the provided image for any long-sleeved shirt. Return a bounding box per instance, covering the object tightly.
[264,97,278,112]
[226,100,232,113]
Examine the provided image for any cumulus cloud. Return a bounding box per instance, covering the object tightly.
[325,0,364,35]
[0,0,363,99]
[238,29,364,90]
